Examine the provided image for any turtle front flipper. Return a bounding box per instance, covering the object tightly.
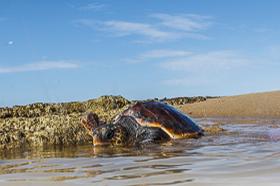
[128,127,171,148]
[127,138,154,148]
[81,112,106,137]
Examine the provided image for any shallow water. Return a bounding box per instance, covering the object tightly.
[1,118,280,186]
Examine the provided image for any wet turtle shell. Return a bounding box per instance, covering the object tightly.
[114,101,202,139]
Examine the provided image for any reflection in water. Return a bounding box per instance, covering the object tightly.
[268,128,280,141]
[1,119,280,185]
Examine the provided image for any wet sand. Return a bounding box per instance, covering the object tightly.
[176,90,280,119]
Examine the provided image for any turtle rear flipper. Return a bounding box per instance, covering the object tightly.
[81,112,106,137]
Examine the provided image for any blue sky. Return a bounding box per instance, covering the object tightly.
[1,0,280,107]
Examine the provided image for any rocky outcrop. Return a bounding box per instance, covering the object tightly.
[143,96,206,106]
[0,95,207,150]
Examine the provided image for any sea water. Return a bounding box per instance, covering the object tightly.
[1,118,280,186]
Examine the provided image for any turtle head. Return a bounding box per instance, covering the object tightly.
[81,112,128,147]
[92,124,128,146]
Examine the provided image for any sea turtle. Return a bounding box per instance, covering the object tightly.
[81,101,203,147]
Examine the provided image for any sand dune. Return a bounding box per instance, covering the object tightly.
[177,91,280,118]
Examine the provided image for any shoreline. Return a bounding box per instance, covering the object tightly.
[1,91,280,150]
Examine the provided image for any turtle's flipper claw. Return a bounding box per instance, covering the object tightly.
[81,112,106,136]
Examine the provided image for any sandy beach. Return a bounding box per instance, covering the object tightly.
[176,90,280,119]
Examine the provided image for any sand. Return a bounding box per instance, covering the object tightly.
[176,90,280,119]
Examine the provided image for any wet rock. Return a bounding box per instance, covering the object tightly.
[269,125,279,128]
[203,126,226,132]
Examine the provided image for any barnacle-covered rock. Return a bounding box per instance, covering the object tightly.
[0,95,206,150]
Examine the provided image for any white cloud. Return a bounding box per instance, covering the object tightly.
[78,3,106,11]
[73,13,212,42]
[151,14,212,31]
[254,28,270,33]
[159,50,278,86]
[162,78,207,86]
[158,50,252,72]
[103,21,171,39]
[72,19,100,29]
[124,49,192,63]
[0,61,79,74]
[141,49,191,58]
[265,45,280,58]
[73,19,173,42]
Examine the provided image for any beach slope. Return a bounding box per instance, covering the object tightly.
[177,91,280,118]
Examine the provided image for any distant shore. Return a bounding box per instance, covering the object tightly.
[176,90,280,119]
